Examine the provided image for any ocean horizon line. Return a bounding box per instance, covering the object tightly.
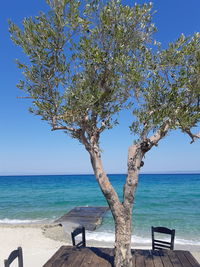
[1,171,200,177]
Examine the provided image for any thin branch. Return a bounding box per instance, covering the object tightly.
[140,122,150,141]
[51,125,77,132]
[184,129,200,144]
[51,114,77,132]
[99,115,111,133]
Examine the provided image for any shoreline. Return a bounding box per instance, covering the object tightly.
[1,223,200,266]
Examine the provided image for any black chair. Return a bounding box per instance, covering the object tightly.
[151,226,175,250]
[4,247,23,267]
[71,226,86,248]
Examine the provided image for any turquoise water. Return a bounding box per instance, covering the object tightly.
[0,174,199,245]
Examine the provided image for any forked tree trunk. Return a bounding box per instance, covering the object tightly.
[80,124,168,267]
[86,143,143,267]
[115,144,143,266]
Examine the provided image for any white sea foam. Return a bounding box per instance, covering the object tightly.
[86,231,200,246]
[86,231,151,244]
[175,238,200,246]
[0,218,48,224]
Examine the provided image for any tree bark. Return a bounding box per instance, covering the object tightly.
[115,144,143,267]
[86,144,141,267]
[114,210,133,267]
[123,144,143,208]
[88,148,123,223]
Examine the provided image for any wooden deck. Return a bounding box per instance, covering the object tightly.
[55,206,109,231]
[43,246,200,267]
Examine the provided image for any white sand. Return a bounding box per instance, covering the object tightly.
[0,224,199,266]
[0,224,68,267]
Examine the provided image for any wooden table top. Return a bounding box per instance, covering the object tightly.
[43,246,200,267]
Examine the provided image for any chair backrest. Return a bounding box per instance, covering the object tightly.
[4,247,23,267]
[71,226,86,248]
[152,226,175,250]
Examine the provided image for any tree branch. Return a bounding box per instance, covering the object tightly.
[51,125,78,132]
[148,123,170,147]
[184,129,200,144]
[140,122,150,141]
[123,123,170,209]
[139,123,170,153]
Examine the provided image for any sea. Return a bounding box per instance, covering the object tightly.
[0,173,199,247]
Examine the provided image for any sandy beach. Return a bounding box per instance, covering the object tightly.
[0,223,200,267]
[0,224,67,267]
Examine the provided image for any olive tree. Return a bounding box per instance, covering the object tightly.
[9,0,200,266]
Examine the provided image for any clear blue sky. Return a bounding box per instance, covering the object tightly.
[0,0,200,175]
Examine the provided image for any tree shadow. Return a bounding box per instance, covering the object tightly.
[89,247,114,266]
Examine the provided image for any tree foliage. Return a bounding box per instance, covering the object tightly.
[9,1,200,146]
[9,0,158,146]
[131,33,200,142]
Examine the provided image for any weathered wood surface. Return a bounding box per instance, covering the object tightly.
[55,206,109,231]
[43,246,200,267]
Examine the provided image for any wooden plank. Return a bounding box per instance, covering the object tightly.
[166,250,183,267]
[67,207,109,215]
[43,246,75,267]
[158,250,173,267]
[56,246,78,267]
[99,247,114,267]
[57,207,109,218]
[79,253,95,267]
[44,247,199,267]
[152,249,165,267]
[80,247,102,267]
[90,254,110,267]
[143,250,155,267]
[55,207,109,231]
[135,250,146,267]
[183,251,200,267]
[67,248,92,267]
[175,250,195,267]
[88,247,113,267]
[65,253,86,266]
[43,246,68,267]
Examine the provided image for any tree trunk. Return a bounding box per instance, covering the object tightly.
[80,125,169,266]
[86,143,143,267]
[114,210,133,267]
[114,144,143,267]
